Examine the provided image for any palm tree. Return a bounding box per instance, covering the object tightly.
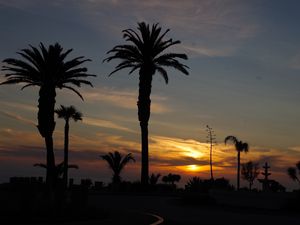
[101,151,135,184]
[224,135,249,190]
[241,161,259,190]
[162,173,181,186]
[104,22,189,185]
[1,43,95,189]
[149,173,161,185]
[287,161,300,185]
[55,105,82,189]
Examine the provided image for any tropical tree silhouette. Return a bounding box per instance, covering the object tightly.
[104,22,189,185]
[1,43,95,189]
[224,135,249,190]
[287,161,300,185]
[101,151,135,184]
[241,161,259,190]
[149,173,161,185]
[162,173,181,186]
[55,105,82,189]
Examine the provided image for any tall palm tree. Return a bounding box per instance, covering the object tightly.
[55,105,82,189]
[225,135,249,190]
[1,43,95,188]
[101,151,135,184]
[104,22,189,185]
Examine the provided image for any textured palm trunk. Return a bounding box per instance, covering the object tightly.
[63,119,69,189]
[138,66,154,185]
[37,86,56,189]
[237,151,240,190]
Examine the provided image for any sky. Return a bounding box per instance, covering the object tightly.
[0,0,300,190]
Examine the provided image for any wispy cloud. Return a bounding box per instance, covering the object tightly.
[83,116,135,133]
[81,87,171,114]
[180,44,235,57]
[0,100,36,112]
[289,146,300,152]
[78,0,259,57]
[0,110,35,126]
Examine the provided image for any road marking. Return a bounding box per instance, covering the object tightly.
[146,213,164,225]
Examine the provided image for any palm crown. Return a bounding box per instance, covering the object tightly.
[104,22,189,82]
[225,135,249,152]
[1,43,95,99]
[101,151,135,183]
[55,105,82,122]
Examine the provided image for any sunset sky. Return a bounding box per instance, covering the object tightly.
[0,0,300,190]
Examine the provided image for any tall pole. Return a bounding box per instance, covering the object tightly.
[206,125,216,180]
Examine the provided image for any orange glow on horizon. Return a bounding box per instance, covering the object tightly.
[185,164,201,171]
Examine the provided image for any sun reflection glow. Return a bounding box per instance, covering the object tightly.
[186,164,201,171]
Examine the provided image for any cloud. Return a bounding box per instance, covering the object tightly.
[83,116,135,133]
[0,101,36,112]
[0,110,35,126]
[81,87,171,114]
[289,146,300,152]
[180,44,235,57]
[77,0,259,57]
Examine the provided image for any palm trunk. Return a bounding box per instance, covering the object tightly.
[37,86,56,189]
[138,66,154,185]
[140,122,149,185]
[45,135,55,189]
[63,119,69,189]
[237,151,240,190]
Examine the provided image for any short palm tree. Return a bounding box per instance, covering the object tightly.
[149,173,161,185]
[55,105,82,189]
[162,173,181,186]
[104,22,189,185]
[101,151,135,184]
[225,135,249,190]
[1,43,95,188]
[287,161,300,185]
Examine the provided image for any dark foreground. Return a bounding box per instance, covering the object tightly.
[1,190,300,225]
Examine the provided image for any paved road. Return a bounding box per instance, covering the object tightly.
[88,194,300,225]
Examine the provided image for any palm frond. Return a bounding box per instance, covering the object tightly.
[224,135,238,144]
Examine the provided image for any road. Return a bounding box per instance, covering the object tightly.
[88,194,300,225]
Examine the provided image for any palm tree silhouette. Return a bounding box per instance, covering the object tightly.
[101,151,135,184]
[55,105,82,189]
[104,22,189,185]
[149,173,161,185]
[287,161,300,185]
[224,135,249,190]
[1,43,95,189]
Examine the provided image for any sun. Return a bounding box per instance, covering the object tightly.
[186,164,201,171]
